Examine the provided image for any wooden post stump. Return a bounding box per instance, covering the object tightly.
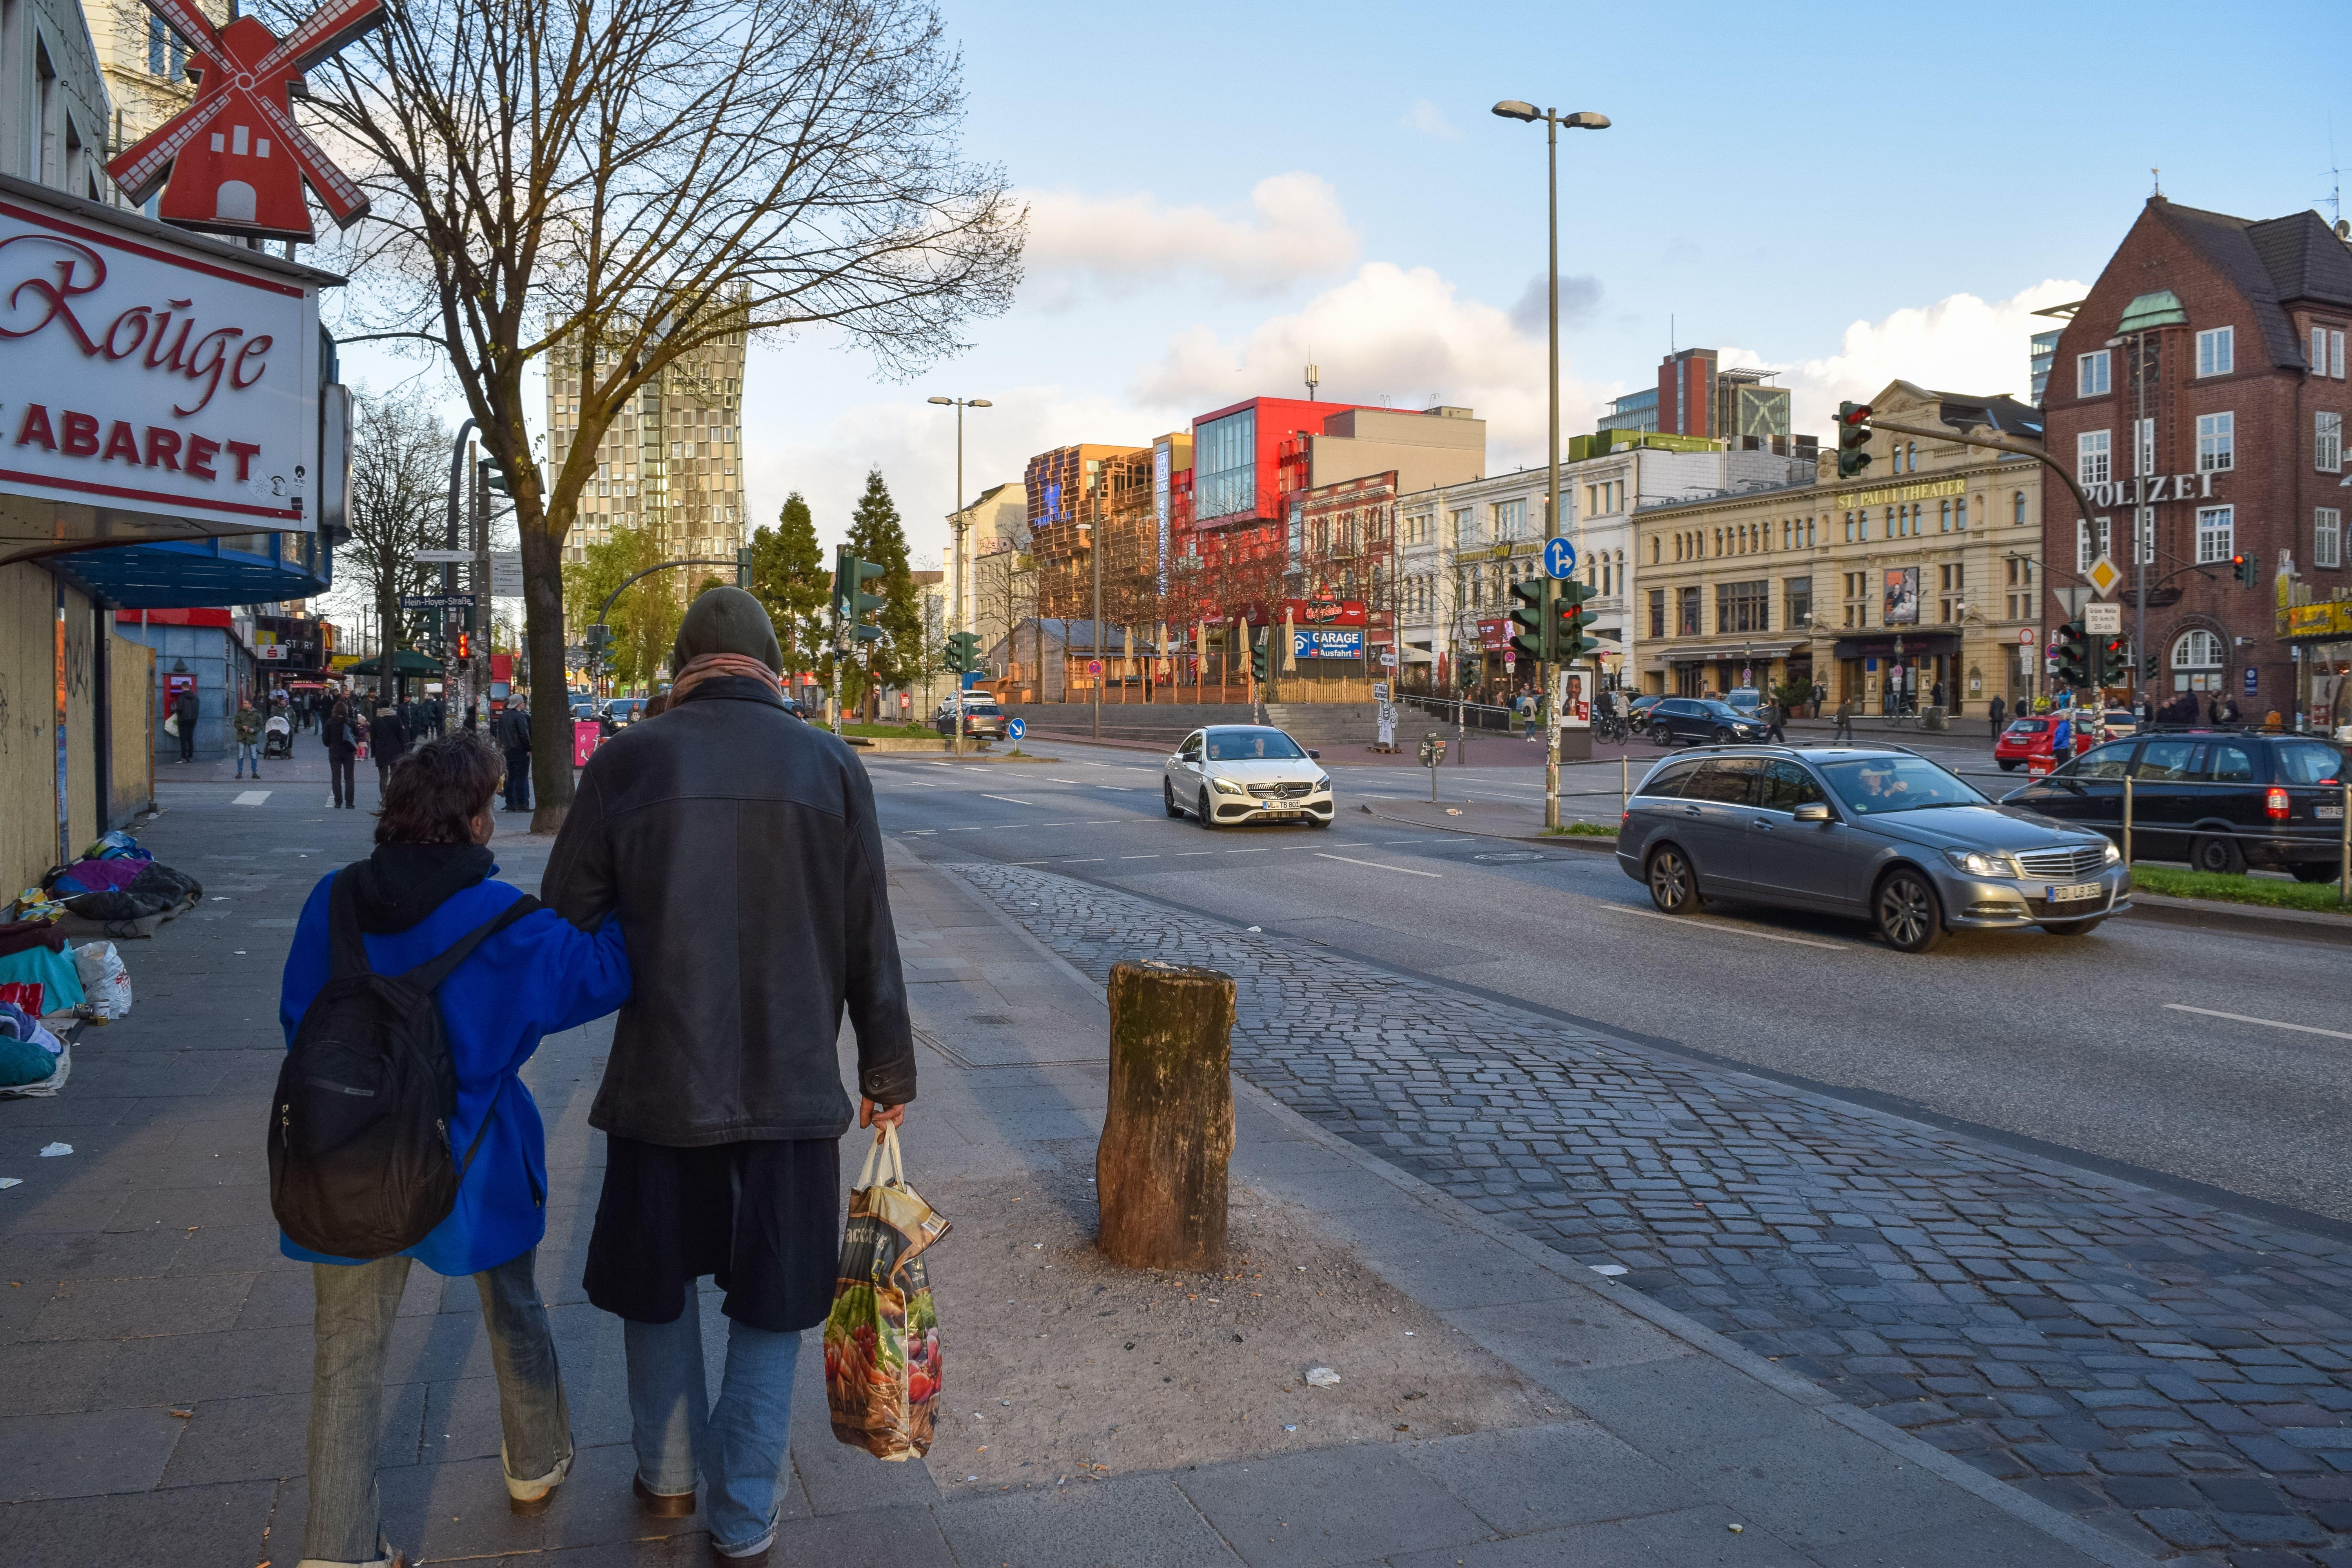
[1096,960,1236,1271]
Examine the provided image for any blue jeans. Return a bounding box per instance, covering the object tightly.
[624,1289,802,1557]
[304,1250,571,1565]
[236,740,259,775]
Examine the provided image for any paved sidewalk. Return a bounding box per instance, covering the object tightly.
[938,859,2352,1568]
[1,781,2116,1567]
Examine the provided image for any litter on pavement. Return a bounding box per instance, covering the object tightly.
[38,1142,71,1157]
[1303,1365,1340,1387]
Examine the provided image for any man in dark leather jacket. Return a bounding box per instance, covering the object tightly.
[542,587,913,1564]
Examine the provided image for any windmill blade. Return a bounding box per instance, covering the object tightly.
[254,0,384,80]
[105,92,229,206]
[254,97,368,227]
[135,0,221,57]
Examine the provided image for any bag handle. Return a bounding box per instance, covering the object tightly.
[854,1123,905,1191]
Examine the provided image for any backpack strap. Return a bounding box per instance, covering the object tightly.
[399,894,544,993]
[327,871,371,980]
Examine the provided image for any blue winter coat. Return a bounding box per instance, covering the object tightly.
[277,868,631,1276]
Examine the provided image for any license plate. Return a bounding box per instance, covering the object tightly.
[2321,805,2345,820]
[2047,882,2102,903]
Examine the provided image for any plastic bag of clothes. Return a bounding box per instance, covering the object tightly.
[73,943,131,1020]
[78,831,152,864]
[0,998,65,1093]
[824,1127,949,1461]
[11,889,66,924]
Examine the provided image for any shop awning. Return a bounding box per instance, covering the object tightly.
[49,533,331,608]
[1658,640,1806,663]
[342,650,443,676]
[1831,631,1960,659]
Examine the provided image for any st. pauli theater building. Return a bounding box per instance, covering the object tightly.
[0,172,349,889]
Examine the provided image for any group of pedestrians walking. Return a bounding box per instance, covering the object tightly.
[275,588,911,1567]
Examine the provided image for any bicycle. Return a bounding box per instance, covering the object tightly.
[1593,713,1629,745]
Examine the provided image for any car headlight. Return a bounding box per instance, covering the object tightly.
[1944,849,2017,878]
[2102,839,2122,866]
[1311,775,1330,792]
[1210,777,1248,795]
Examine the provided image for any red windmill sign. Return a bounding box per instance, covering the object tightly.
[105,0,383,243]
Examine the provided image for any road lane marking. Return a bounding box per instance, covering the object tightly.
[1599,904,1847,950]
[1062,857,1104,863]
[981,795,1039,806]
[1313,853,1442,878]
[233,790,271,806]
[1176,851,1215,856]
[1224,848,1270,853]
[1120,855,1159,860]
[2163,1004,2352,1042]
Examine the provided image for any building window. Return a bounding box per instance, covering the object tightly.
[2134,506,2154,565]
[1449,506,1473,546]
[2196,326,2234,377]
[1842,571,1870,629]
[2336,329,2348,379]
[2318,508,2343,570]
[1673,586,1700,636]
[2318,410,2343,473]
[1648,588,1666,639]
[2077,516,2111,572]
[1492,499,1525,541]
[1938,499,1952,532]
[2195,505,2234,563]
[2171,629,2224,691]
[2078,351,2111,396]
[1955,495,1968,530]
[2013,492,2027,526]
[1785,576,1812,630]
[2132,417,2154,478]
[1193,408,1257,521]
[1717,580,1768,634]
[2077,430,2111,485]
[2196,411,2234,472]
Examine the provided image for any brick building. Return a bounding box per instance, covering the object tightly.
[2039,197,2352,713]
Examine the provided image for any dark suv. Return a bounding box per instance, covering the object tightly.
[1644,697,1771,748]
[2000,729,2345,879]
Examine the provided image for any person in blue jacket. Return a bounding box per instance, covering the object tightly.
[279,734,631,1568]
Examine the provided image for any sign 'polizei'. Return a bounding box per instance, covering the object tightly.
[0,180,328,538]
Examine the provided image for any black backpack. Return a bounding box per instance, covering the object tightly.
[268,873,538,1259]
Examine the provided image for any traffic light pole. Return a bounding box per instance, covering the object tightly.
[1543,580,1561,831]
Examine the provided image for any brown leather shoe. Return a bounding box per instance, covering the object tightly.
[633,1475,697,1518]
[708,1540,770,1566]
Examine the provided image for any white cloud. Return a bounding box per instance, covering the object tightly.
[1732,279,2088,434]
[1399,100,1461,140]
[1018,172,1357,299]
[1133,261,1608,467]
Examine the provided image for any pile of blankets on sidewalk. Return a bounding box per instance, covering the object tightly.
[33,831,204,937]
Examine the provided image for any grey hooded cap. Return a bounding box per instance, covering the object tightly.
[672,586,783,674]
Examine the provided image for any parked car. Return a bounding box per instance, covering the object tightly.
[933,694,1007,740]
[1993,717,2060,771]
[2001,730,2345,878]
[603,696,651,731]
[569,698,599,724]
[1163,725,1333,828]
[1617,746,2126,952]
[1723,688,1762,715]
[1644,697,1772,748]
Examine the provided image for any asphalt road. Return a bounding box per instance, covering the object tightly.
[875,737,2352,1227]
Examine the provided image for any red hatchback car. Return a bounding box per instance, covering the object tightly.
[1994,717,2062,771]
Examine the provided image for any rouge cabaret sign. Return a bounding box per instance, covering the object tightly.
[0,199,320,526]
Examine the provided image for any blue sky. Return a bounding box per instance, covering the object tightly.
[337,0,2352,572]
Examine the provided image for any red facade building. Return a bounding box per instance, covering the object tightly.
[2040,198,2352,713]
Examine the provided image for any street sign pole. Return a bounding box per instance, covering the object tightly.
[1543,579,1561,831]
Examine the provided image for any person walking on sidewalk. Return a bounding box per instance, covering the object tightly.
[544,587,916,1568]
[1833,694,1855,744]
[370,704,408,794]
[325,695,361,810]
[1759,695,1786,743]
[233,697,263,778]
[172,685,200,763]
[278,735,632,1568]
[496,696,533,813]
[1988,694,2006,746]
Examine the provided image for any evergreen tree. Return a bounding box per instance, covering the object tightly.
[748,492,831,687]
[844,466,924,701]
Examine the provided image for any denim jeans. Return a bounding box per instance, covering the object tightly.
[303,1250,572,1566]
[236,740,260,775]
[624,1289,801,1558]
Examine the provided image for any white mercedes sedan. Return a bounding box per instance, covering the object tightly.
[1162,725,1333,828]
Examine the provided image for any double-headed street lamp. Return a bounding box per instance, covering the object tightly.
[1493,98,1608,828]
[928,395,992,756]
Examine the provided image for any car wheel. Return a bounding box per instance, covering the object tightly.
[2190,833,2245,876]
[2039,919,2104,936]
[1997,758,2019,772]
[1647,723,1672,748]
[1711,726,1733,744]
[1307,815,1330,829]
[1198,789,1218,829]
[1164,780,1183,819]
[1646,846,1704,914]
[1874,867,1947,953]
[2292,862,2340,884]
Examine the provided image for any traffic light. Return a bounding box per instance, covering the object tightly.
[584,623,610,669]
[2054,619,2089,688]
[456,632,470,661]
[1555,580,1599,659]
[736,546,752,590]
[1836,401,1874,479]
[944,631,981,674]
[2142,653,2158,680]
[833,548,886,643]
[1249,630,1269,685]
[2098,637,2126,688]
[2232,552,2258,588]
[1507,577,1551,663]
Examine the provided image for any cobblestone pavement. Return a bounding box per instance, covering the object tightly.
[948,860,2352,1568]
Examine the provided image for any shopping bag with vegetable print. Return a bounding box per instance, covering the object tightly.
[825,1125,950,1460]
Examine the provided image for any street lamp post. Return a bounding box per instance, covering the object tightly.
[927,395,992,757]
[1493,98,1608,829]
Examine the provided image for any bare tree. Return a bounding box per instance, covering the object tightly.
[336,387,450,697]
[298,0,1024,828]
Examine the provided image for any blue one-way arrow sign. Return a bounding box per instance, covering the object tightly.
[1543,537,1578,580]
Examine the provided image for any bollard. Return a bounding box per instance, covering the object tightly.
[2340,777,2349,907]
[1621,754,1629,817]
[1096,960,1236,1271]
[2122,775,2133,869]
